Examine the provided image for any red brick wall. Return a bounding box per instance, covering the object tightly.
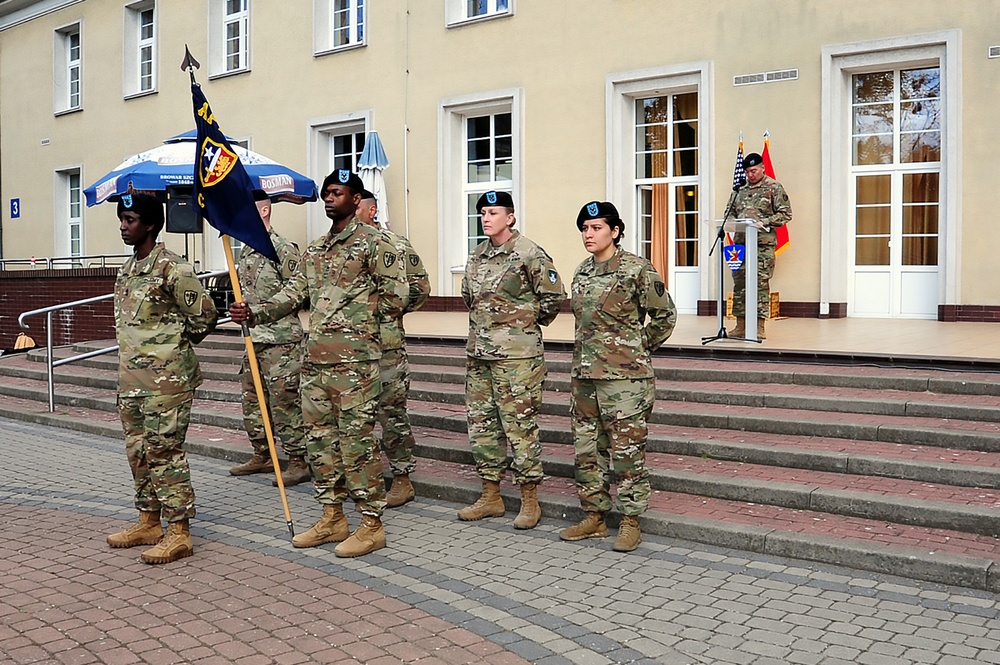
[0,269,117,348]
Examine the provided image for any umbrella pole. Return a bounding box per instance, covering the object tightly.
[221,234,296,539]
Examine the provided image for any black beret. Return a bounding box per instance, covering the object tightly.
[321,169,365,195]
[743,153,764,169]
[475,190,514,213]
[252,189,270,202]
[576,200,624,232]
[117,192,164,231]
[360,189,376,200]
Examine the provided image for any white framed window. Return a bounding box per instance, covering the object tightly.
[463,111,512,251]
[821,31,959,320]
[445,0,511,27]
[54,23,82,114]
[124,1,156,98]
[314,0,365,55]
[208,0,250,77]
[54,168,84,264]
[608,64,711,314]
[438,90,520,295]
[307,112,372,238]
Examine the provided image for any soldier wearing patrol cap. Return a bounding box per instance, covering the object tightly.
[558,200,676,552]
[459,190,566,529]
[725,152,792,340]
[356,189,431,508]
[230,169,408,558]
[229,190,311,488]
[107,191,218,564]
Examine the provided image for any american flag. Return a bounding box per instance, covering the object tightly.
[732,135,747,192]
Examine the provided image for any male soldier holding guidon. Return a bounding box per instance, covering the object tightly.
[560,201,676,552]
[230,170,407,557]
[107,192,218,564]
[726,152,791,340]
[459,190,566,529]
[228,190,311,487]
[356,189,431,507]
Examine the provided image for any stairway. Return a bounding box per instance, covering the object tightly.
[2,331,1000,591]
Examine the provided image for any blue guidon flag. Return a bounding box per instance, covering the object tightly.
[192,82,278,261]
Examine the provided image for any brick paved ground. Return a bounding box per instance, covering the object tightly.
[2,416,1000,664]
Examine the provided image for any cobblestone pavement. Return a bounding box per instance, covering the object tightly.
[2,417,999,665]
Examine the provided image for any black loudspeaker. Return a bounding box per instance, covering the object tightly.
[165,188,203,234]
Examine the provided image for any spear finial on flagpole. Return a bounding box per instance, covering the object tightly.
[764,129,770,140]
[181,44,200,84]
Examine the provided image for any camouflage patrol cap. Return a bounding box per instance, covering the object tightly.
[117,192,164,234]
[743,152,764,168]
[476,190,514,213]
[321,169,365,196]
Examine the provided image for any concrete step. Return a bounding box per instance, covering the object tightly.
[1,370,998,539]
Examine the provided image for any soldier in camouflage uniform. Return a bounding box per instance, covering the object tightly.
[357,190,431,508]
[230,170,407,558]
[559,201,676,552]
[459,190,566,529]
[726,152,792,340]
[229,190,310,488]
[107,192,218,564]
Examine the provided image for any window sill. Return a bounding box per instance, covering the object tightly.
[446,12,512,29]
[54,106,83,117]
[314,42,366,58]
[123,88,158,101]
[208,67,251,81]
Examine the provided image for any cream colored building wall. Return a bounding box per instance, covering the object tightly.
[1,1,999,309]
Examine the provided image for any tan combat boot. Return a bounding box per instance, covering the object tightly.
[107,510,163,548]
[729,317,746,338]
[334,515,386,558]
[292,504,349,548]
[140,519,193,564]
[273,455,311,487]
[613,516,642,552]
[559,512,608,541]
[229,450,274,476]
[512,482,541,529]
[457,480,505,521]
[757,318,767,340]
[386,475,415,508]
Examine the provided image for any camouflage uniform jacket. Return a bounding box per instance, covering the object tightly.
[571,247,676,380]
[726,175,792,249]
[114,243,218,397]
[237,230,304,345]
[378,228,430,351]
[252,217,407,365]
[462,230,566,360]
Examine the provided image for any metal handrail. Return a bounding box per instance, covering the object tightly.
[0,253,133,270]
[17,269,230,412]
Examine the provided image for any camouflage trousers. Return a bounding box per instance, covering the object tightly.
[732,243,776,319]
[379,346,416,476]
[117,391,196,522]
[570,377,654,516]
[242,341,307,458]
[465,355,545,486]
[300,360,386,517]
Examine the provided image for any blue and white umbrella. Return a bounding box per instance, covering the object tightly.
[84,130,317,206]
[358,130,390,228]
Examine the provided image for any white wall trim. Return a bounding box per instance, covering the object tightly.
[305,110,372,241]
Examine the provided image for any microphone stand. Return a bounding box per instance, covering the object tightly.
[701,183,743,344]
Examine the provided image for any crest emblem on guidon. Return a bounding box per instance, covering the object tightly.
[486,191,497,205]
[587,202,599,217]
[338,170,350,183]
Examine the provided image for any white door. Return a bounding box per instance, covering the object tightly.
[634,92,700,313]
[850,66,940,318]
